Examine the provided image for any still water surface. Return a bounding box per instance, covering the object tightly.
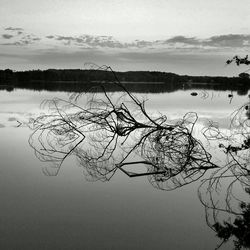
[0,87,249,249]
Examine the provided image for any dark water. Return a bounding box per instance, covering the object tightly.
[0,86,249,250]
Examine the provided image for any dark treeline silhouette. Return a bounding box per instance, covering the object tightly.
[0,68,250,93]
[6,81,183,93]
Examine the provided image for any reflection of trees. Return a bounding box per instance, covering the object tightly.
[199,97,250,249]
[213,189,250,250]
[192,56,250,249]
[29,65,250,249]
[198,182,250,250]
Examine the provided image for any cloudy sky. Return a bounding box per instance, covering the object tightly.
[0,0,250,76]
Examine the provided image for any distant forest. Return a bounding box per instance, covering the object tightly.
[0,68,250,94]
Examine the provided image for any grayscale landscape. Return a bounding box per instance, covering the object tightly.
[0,1,250,249]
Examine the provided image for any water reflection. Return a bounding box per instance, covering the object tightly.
[1,69,249,249]
[29,81,218,186]
[199,99,250,249]
[27,70,250,249]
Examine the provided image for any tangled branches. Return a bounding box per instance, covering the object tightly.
[29,65,218,189]
[141,112,218,190]
[27,61,250,249]
[199,98,250,249]
[202,99,250,183]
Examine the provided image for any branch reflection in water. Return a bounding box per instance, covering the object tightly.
[200,98,250,249]
[28,65,250,249]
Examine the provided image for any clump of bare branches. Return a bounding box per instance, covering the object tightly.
[193,56,250,249]
[198,98,250,249]
[28,63,250,248]
[29,65,218,188]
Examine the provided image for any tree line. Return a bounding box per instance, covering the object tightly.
[1,68,249,84]
[0,68,249,95]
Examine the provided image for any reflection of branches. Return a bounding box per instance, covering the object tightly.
[144,113,217,190]
[199,180,250,250]
[29,98,86,175]
[198,56,250,247]
[29,64,250,249]
[200,97,250,249]
[29,65,218,189]
[203,100,250,168]
[213,199,250,250]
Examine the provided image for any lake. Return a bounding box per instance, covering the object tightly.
[0,84,249,250]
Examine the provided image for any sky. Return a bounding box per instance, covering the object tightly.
[0,0,250,76]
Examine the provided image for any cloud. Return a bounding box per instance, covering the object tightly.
[1,29,250,76]
[51,35,125,48]
[55,36,74,41]
[5,27,23,31]
[19,34,41,45]
[2,34,13,39]
[1,28,250,51]
[166,36,200,45]
[0,31,41,46]
[32,37,41,41]
[48,35,157,49]
[205,34,250,47]
[1,42,22,46]
[50,33,250,50]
